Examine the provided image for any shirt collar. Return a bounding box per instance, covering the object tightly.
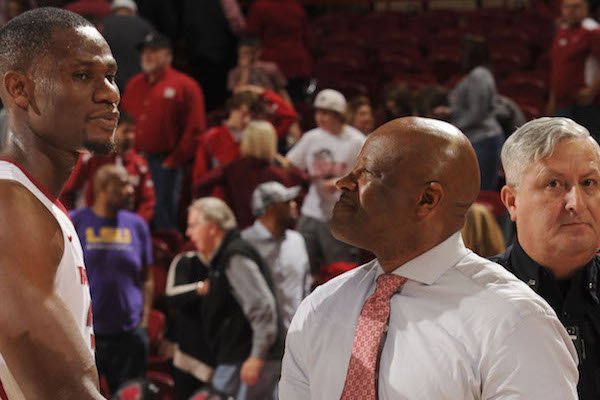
[510,238,597,293]
[249,220,287,242]
[250,220,274,240]
[376,231,469,285]
[509,239,542,290]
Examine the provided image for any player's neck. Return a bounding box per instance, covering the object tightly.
[1,131,78,198]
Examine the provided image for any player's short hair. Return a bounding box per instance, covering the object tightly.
[0,7,94,76]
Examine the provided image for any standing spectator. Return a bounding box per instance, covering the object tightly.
[435,36,504,191]
[246,0,311,102]
[285,89,365,281]
[548,0,600,139]
[121,32,206,229]
[182,0,240,111]
[186,198,284,399]
[61,112,156,223]
[102,0,156,90]
[135,0,176,40]
[243,181,310,330]
[196,120,306,229]
[166,251,215,399]
[492,117,600,399]
[70,165,154,394]
[347,96,375,135]
[228,37,289,101]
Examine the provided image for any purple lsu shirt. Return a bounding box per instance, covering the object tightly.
[70,208,153,335]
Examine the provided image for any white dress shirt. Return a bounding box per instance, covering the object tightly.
[280,232,579,400]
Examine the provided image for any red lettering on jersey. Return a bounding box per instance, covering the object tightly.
[86,304,93,327]
[68,235,72,242]
[0,377,7,400]
[78,266,88,286]
[90,334,95,350]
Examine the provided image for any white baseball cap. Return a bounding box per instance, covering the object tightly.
[314,89,347,115]
[251,181,301,217]
[111,0,138,12]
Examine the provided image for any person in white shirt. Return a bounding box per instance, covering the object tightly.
[285,89,365,281]
[242,181,311,330]
[280,117,579,400]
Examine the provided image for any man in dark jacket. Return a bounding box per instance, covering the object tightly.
[185,197,284,400]
[491,116,600,399]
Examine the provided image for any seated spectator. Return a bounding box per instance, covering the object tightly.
[192,87,297,184]
[375,83,414,125]
[242,182,310,330]
[196,120,306,229]
[347,95,375,135]
[70,165,154,395]
[61,112,156,223]
[414,85,448,118]
[228,37,289,102]
[461,203,506,257]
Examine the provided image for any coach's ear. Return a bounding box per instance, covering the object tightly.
[501,185,517,222]
[3,71,31,110]
[416,181,443,217]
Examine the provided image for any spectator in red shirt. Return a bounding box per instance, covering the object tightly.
[192,86,297,185]
[121,32,206,229]
[246,0,311,103]
[195,120,306,229]
[549,0,600,139]
[61,112,156,223]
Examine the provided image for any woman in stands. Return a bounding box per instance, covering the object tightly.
[195,120,306,229]
[434,36,504,191]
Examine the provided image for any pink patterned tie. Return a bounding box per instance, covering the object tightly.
[340,273,408,400]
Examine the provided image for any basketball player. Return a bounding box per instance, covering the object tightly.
[0,8,119,399]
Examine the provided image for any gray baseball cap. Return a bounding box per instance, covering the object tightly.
[251,181,301,217]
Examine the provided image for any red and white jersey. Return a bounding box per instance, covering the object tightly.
[0,160,94,400]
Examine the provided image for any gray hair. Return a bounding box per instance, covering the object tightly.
[501,117,598,185]
[188,197,237,231]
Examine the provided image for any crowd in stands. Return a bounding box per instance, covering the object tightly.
[1,0,600,398]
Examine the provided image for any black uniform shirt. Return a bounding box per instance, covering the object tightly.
[491,240,600,400]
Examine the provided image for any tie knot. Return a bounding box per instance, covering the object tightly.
[375,273,407,299]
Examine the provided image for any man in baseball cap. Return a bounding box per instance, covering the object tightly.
[242,181,310,330]
[284,89,365,283]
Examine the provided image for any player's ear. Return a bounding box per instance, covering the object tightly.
[3,71,30,110]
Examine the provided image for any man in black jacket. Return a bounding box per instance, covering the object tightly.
[491,116,600,399]
[185,196,284,400]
